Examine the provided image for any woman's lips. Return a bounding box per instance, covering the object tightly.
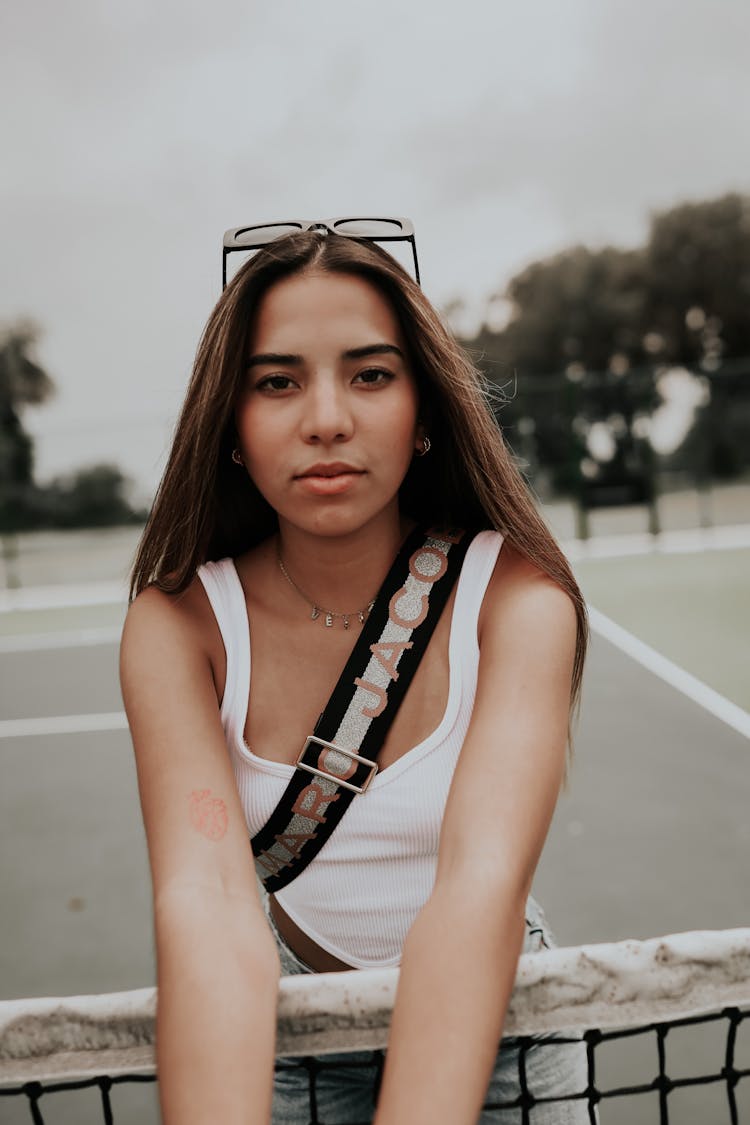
[295,471,364,496]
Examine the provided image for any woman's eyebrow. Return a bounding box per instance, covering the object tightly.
[247,352,302,369]
[343,343,404,361]
[247,343,404,369]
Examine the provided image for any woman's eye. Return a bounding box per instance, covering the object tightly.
[256,374,295,392]
[353,368,393,386]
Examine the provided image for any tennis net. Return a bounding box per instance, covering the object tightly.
[1,927,749,1124]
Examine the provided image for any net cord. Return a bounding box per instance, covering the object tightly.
[1,927,749,1087]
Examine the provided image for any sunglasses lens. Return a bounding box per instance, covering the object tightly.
[231,223,305,247]
[332,219,406,238]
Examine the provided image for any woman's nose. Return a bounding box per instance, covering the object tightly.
[301,378,353,443]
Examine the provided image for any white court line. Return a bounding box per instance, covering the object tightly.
[589,606,750,741]
[0,580,126,613]
[563,523,750,561]
[0,712,128,739]
[0,627,122,654]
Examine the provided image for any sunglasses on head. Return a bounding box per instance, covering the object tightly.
[222,217,420,289]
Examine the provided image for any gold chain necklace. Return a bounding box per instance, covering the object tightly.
[277,550,376,629]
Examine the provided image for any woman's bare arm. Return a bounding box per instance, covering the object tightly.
[120,584,280,1125]
[373,546,577,1125]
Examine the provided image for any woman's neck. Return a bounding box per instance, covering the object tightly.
[275,509,414,617]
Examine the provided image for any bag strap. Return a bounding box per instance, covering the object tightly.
[252,525,476,892]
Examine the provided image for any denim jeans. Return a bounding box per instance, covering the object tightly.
[267,895,592,1124]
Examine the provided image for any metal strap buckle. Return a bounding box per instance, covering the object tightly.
[296,735,378,794]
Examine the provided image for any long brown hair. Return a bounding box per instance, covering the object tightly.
[130,232,588,747]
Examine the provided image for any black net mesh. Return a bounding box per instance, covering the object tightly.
[2,1006,747,1124]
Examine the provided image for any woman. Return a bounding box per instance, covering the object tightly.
[121,226,590,1124]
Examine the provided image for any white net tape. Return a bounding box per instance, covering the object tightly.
[2,928,749,1086]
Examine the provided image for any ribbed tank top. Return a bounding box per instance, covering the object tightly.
[197,530,504,968]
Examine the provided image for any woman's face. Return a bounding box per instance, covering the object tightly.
[235,269,422,538]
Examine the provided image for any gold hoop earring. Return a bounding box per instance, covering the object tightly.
[415,436,431,457]
[231,448,244,466]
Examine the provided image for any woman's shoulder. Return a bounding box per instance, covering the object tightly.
[122,571,221,665]
[478,539,577,651]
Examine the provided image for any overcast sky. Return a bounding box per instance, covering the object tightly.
[2,0,749,499]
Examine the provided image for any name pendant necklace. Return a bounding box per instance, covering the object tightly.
[277,550,376,630]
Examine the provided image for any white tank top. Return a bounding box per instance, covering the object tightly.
[197,530,504,968]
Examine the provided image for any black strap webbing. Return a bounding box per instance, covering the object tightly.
[252,525,476,892]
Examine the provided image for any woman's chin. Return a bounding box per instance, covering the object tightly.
[277,501,401,541]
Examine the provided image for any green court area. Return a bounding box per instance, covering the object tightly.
[572,547,749,711]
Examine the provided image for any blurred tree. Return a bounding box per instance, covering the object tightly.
[0,320,145,533]
[38,464,146,528]
[0,321,54,530]
[644,193,750,366]
[479,244,648,376]
[465,192,750,378]
[458,192,750,494]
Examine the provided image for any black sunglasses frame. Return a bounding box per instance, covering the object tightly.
[222,217,420,289]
